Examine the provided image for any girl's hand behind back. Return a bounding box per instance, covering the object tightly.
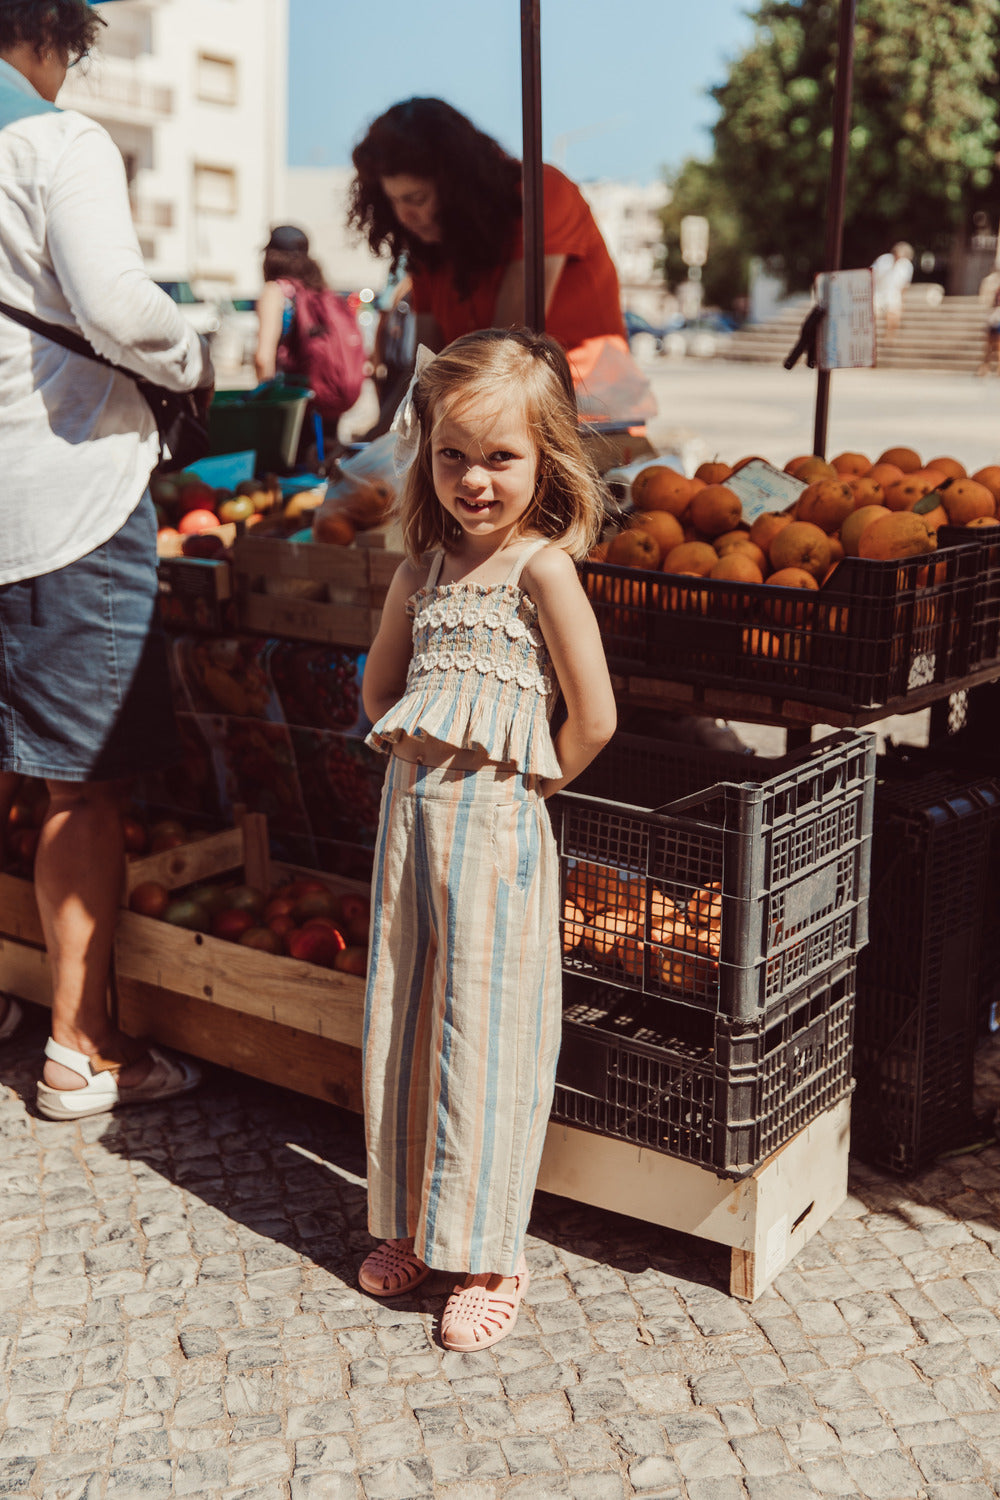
[521,544,616,796]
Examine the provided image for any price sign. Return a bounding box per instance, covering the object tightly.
[726,459,806,523]
[814,269,876,371]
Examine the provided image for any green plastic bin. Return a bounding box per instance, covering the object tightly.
[207,385,313,471]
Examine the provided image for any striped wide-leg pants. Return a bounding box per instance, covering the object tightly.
[362,753,562,1276]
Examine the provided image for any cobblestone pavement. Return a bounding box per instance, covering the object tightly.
[3,1003,1000,1500]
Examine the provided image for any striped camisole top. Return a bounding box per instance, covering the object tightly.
[366,538,562,778]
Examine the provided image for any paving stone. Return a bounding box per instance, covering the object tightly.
[106,1461,173,1495]
[627,1453,683,1492]
[731,1431,795,1475]
[843,1449,927,1495]
[290,1472,360,1499]
[174,1450,230,1493]
[913,1443,986,1484]
[499,1435,561,1474]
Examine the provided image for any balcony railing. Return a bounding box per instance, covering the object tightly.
[129,197,175,230]
[61,73,174,118]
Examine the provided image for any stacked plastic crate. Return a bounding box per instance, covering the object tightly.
[851,752,1000,1174]
[550,730,876,1177]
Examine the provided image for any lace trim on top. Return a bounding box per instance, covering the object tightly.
[367,576,561,777]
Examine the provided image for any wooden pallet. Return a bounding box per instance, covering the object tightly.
[114,814,366,1109]
[0,871,50,1009]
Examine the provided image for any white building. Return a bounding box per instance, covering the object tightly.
[58,0,288,298]
[579,179,672,322]
[283,167,390,295]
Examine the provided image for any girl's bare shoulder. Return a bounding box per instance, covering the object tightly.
[520,542,580,592]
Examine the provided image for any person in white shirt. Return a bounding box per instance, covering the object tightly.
[871,241,914,344]
[0,0,211,1119]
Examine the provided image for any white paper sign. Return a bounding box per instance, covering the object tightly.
[726,459,806,523]
[814,269,877,371]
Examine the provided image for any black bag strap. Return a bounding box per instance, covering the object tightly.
[0,296,121,372]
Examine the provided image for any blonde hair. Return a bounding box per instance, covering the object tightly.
[398,328,605,564]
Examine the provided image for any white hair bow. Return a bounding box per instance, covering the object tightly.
[390,343,437,477]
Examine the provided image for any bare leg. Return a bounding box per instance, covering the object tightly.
[35,779,151,1092]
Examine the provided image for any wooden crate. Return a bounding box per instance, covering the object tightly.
[114,814,366,1109]
[0,871,51,1009]
[233,534,403,648]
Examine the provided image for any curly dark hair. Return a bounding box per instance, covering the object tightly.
[262,249,326,292]
[0,0,103,62]
[349,98,522,298]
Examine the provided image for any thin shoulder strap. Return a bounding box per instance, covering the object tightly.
[425,549,446,587]
[502,537,549,585]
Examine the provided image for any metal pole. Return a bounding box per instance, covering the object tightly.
[520,0,545,332]
[812,0,857,457]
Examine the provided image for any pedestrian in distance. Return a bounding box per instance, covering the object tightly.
[871,241,915,345]
[358,328,616,1350]
[0,0,210,1115]
[254,224,366,469]
[975,266,1000,378]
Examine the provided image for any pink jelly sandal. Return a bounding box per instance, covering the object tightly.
[440,1256,530,1352]
[358,1237,431,1297]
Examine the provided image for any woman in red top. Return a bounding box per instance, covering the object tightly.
[349,97,625,355]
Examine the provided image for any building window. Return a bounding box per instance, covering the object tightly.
[196,54,238,106]
[194,164,238,216]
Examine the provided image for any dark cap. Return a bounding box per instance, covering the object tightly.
[264,224,309,253]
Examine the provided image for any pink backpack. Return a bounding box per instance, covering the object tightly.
[277,279,366,421]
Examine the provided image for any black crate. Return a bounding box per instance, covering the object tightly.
[939,524,1000,670]
[583,535,982,713]
[555,729,874,1022]
[851,754,1000,1174]
[552,963,856,1177]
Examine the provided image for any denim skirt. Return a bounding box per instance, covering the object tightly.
[0,493,180,782]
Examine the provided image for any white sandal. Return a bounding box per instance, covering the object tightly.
[0,997,23,1043]
[36,1036,201,1121]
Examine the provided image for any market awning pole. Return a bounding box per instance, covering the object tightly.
[812,0,857,457]
[520,0,545,332]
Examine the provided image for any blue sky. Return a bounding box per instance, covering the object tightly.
[287,0,757,184]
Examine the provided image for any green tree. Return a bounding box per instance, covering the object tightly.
[660,158,754,309]
[709,0,1000,288]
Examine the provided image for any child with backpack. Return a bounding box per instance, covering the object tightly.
[254,224,366,466]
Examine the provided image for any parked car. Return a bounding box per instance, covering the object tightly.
[155,280,222,341]
[624,308,736,360]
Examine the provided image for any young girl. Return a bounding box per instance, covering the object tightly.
[358,327,616,1351]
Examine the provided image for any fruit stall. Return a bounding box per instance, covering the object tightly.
[3,426,999,1299]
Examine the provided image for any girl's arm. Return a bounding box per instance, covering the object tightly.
[522,546,617,796]
[361,560,425,725]
[254,282,286,382]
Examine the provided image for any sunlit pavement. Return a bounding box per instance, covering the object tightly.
[642,356,1000,477]
[3,1000,1000,1498]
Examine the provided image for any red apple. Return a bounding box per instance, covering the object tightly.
[292,889,339,923]
[150,830,185,853]
[211,907,257,941]
[264,894,296,923]
[129,881,170,918]
[177,509,221,536]
[287,924,347,967]
[279,878,330,902]
[266,912,296,941]
[121,817,148,855]
[238,926,282,953]
[222,885,267,920]
[332,946,367,976]
[337,892,370,943]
